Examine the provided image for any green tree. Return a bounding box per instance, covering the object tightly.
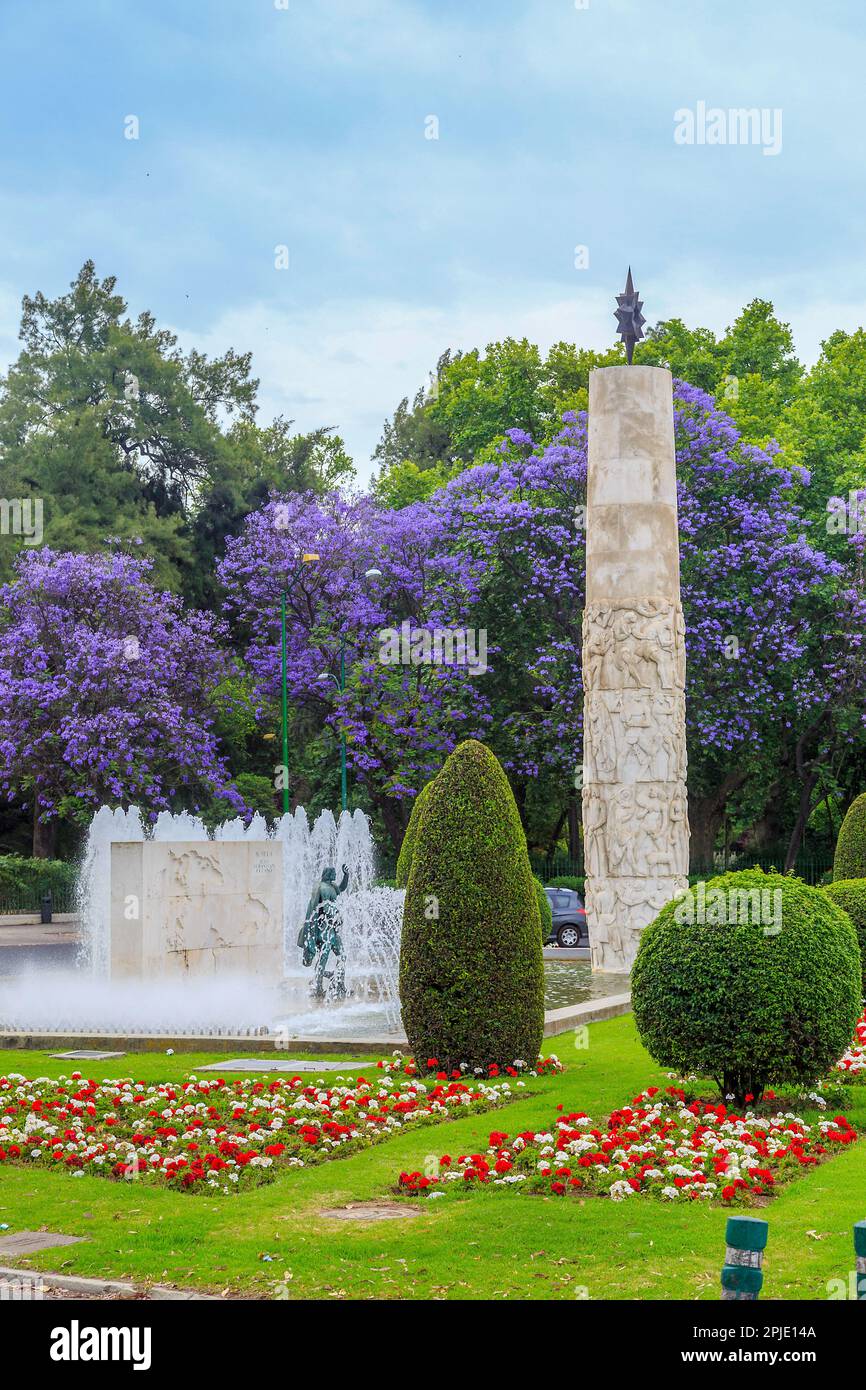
[0,261,257,589]
[374,302,803,493]
[372,352,455,478]
[188,417,354,608]
[780,328,866,507]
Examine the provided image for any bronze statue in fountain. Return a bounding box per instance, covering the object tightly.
[298,865,349,999]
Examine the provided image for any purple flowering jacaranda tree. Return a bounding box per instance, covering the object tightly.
[0,547,245,855]
[218,490,494,846]
[220,383,865,861]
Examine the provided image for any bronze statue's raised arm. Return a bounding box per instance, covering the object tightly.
[336,865,349,894]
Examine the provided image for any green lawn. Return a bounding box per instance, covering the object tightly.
[1,1018,864,1300]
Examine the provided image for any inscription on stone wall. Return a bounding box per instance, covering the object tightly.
[110,841,284,980]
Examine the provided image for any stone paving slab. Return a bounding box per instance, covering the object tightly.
[0,1265,221,1300]
[52,1050,127,1061]
[198,1058,370,1073]
[0,1230,85,1256]
[318,1202,420,1221]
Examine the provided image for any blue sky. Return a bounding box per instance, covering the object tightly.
[1,0,864,479]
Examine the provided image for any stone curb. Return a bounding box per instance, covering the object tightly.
[0,1264,221,1300]
[0,1002,632,1052]
[0,913,79,930]
[0,1031,402,1054]
[543,992,632,1036]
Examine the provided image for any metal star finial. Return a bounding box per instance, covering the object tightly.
[614,266,646,364]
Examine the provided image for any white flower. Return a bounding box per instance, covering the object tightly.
[609,1180,635,1201]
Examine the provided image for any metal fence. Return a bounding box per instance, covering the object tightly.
[689,849,834,886]
[0,884,77,916]
[528,846,833,887]
[0,844,835,914]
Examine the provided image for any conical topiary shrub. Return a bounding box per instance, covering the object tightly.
[823,879,866,995]
[834,793,866,881]
[395,777,436,888]
[399,739,545,1070]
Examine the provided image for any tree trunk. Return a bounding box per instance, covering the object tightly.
[689,771,747,874]
[32,814,57,859]
[567,792,581,862]
[377,796,406,854]
[546,809,566,857]
[734,778,787,852]
[784,767,819,872]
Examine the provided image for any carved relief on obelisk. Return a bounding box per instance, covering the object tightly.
[582,363,689,972]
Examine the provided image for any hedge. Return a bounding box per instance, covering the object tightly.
[545,875,584,895]
[834,794,866,881]
[0,855,78,912]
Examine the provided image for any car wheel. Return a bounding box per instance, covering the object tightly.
[557,924,582,948]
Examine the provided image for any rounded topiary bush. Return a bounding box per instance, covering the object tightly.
[631,869,861,1105]
[395,778,436,888]
[823,879,866,995]
[399,738,545,1070]
[834,793,866,881]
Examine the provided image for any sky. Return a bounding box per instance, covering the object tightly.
[0,0,864,481]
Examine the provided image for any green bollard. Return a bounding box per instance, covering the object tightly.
[855,1221,866,1301]
[721,1215,768,1301]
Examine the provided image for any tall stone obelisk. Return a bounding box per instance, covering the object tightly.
[582,362,689,972]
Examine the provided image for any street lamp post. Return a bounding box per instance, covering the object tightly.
[318,641,348,814]
[279,552,320,816]
[339,637,347,813]
[280,588,290,814]
[317,566,382,815]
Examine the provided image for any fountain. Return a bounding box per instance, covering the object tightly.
[0,805,406,1043]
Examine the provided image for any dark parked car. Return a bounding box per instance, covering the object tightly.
[543,887,588,948]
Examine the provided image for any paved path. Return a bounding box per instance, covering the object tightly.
[0,919,79,948]
[0,919,80,976]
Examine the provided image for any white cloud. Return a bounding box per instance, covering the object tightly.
[175,266,866,486]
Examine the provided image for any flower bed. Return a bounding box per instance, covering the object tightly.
[835,1011,866,1080]
[0,1066,526,1195]
[396,1085,858,1206]
[376,1052,563,1080]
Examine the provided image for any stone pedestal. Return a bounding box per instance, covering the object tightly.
[582,366,689,972]
[110,841,283,979]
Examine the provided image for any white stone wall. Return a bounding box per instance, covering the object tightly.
[583,366,689,971]
[109,841,283,979]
